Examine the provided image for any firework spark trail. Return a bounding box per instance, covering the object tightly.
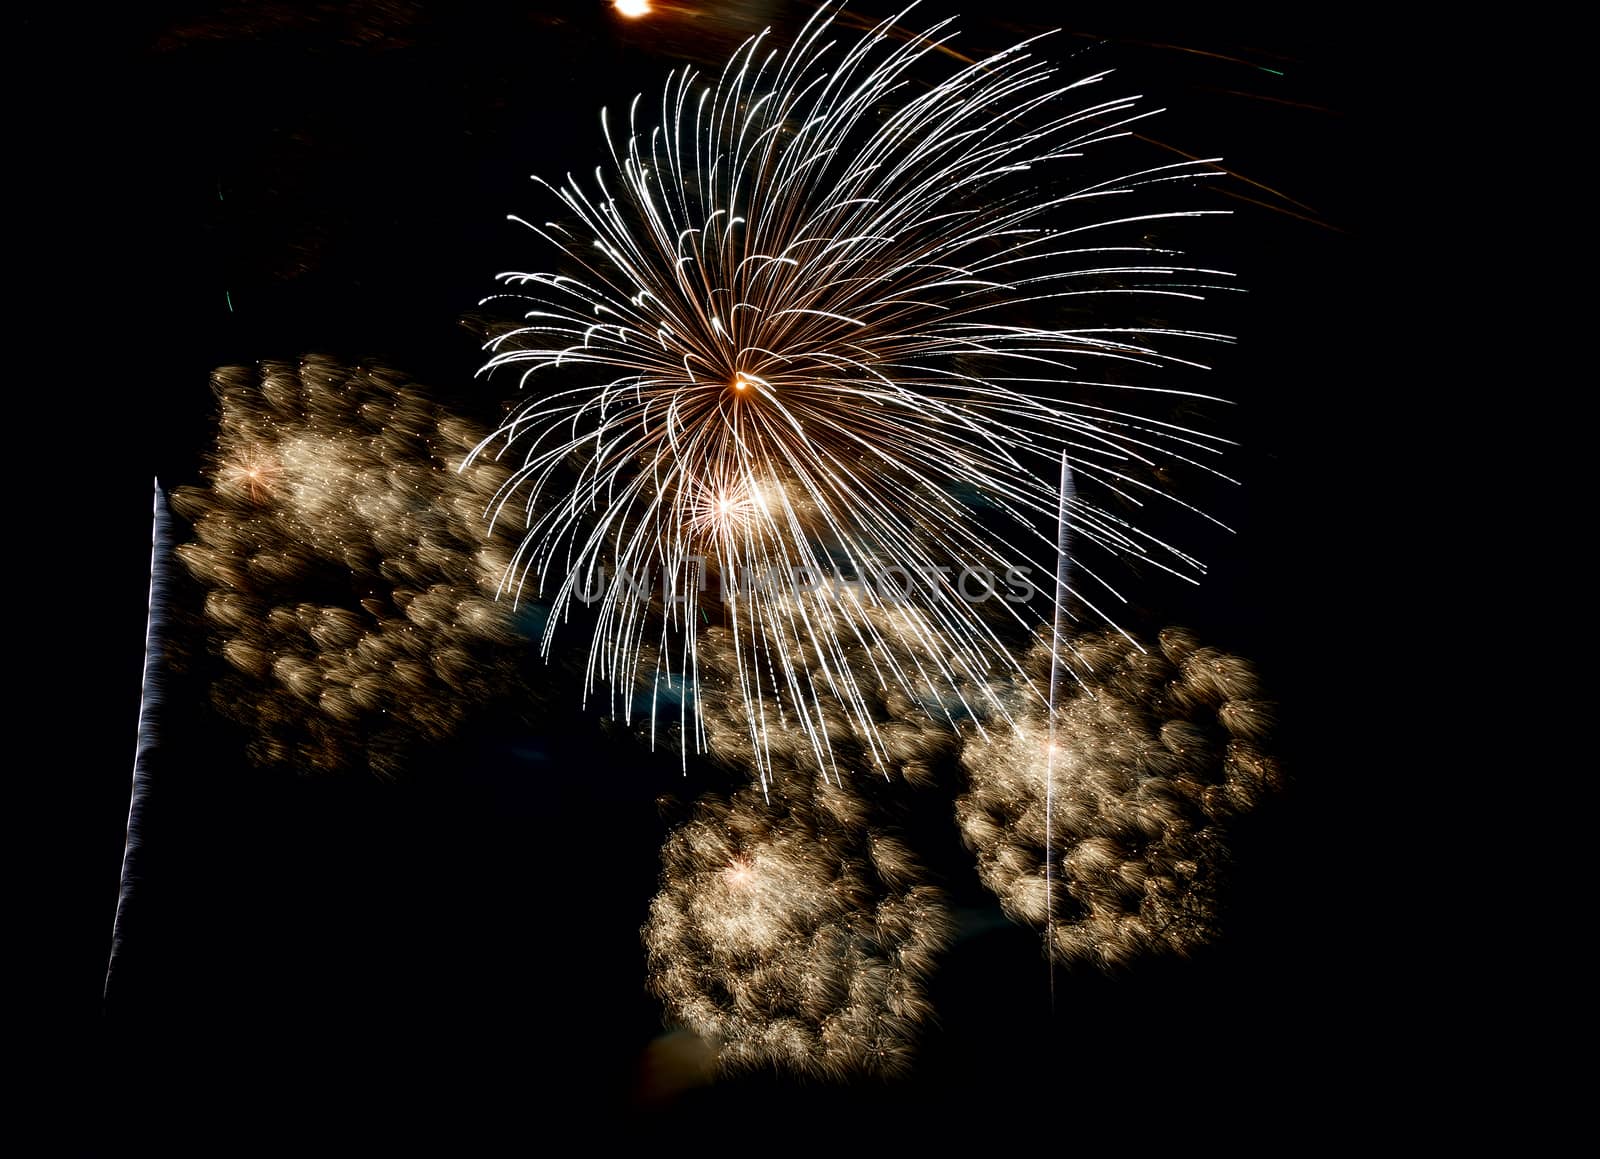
[1044,452,1075,1000]
[957,627,1279,968]
[105,480,170,1004]
[470,4,1238,782]
[685,589,1002,794]
[173,357,526,776]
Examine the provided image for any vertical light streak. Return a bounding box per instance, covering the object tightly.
[1044,452,1073,995]
[105,480,169,1004]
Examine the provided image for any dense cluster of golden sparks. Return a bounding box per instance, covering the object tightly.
[638,601,963,1076]
[647,615,1278,1074]
[172,356,525,775]
[956,628,1280,967]
[644,769,951,1078]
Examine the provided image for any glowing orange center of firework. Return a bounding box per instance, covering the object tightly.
[222,450,281,504]
[723,858,757,888]
[732,374,753,393]
[614,0,650,18]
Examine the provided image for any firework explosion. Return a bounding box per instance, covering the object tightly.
[172,356,525,775]
[86,1,1336,1110]
[654,599,1280,1073]
[956,628,1280,968]
[644,769,951,1078]
[471,6,1236,780]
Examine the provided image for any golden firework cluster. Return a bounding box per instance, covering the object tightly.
[956,629,1281,968]
[644,768,952,1079]
[172,356,525,775]
[642,603,962,1078]
[649,617,1278,1075]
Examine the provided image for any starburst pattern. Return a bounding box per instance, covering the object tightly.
[471,7,1235,780]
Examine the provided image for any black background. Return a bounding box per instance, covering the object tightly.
[34,0,1374,1144]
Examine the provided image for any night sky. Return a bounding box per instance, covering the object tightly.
[40,1,1373,1144]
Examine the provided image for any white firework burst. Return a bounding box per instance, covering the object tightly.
[470,6,1237,784]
